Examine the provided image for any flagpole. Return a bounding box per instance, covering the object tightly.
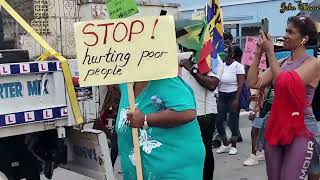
[205,4,207,21]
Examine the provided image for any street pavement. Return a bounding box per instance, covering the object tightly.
[213,112,267,180]
[42,112,268,180]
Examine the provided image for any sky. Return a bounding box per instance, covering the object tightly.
[170,0,206,8]
[148,0,316,9]
[148,0,207,9]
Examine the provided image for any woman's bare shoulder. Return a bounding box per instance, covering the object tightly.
[303,56,319,65]
[297,57,320,87]
[307,57,320,68]
[314,57,320,65]
[312,57,320,86]
[309,57,320,79]
[315,57,320,73]
[311,56,319,61]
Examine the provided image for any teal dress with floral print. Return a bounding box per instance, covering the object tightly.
[116,77,205,180]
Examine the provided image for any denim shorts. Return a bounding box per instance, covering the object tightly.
[252,117,264,129]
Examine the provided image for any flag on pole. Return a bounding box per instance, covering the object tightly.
[196,0,224,74]
[176,20,205,51]
[208,0,224,58]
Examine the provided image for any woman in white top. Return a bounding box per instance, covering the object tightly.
[216,45,245,155]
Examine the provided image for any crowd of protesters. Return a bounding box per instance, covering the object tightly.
[95,15,320,180]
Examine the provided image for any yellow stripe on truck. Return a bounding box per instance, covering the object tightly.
[0,0,84,125]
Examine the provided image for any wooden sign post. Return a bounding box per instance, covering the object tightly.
[74,16,178,180]
[127,82,143,179]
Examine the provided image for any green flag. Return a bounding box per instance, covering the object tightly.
[106,0,139,19]
[175,19,205,51]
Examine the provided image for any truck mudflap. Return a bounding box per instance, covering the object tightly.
[62,129,115,180]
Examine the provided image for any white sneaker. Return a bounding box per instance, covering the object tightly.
[243,154,259,166]
[216,145,231,154]
[229,147,238,155]
[257,152,265,161]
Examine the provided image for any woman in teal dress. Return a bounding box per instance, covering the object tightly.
[116,77,205,180]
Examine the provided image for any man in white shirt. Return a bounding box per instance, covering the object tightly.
[179,52,223,180]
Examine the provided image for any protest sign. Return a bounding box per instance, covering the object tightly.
[75,17,178,179]
[74,16,178,87]
[106,0,139,19]
[241,36,267,69]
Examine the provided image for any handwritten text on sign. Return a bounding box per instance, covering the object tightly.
[74,16,178,87]
[241,36,267,70]
[106,0,139,19]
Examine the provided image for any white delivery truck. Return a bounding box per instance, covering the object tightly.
[0,51,115,180]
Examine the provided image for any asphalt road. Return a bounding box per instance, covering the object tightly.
[213,112,267,180]
[42,112,268,180]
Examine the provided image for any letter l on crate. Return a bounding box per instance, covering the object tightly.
[61,107,68,117]
[39,62,49,72]
[20,63,30,74]
[5,114,16,125]
[0,64,11,75]
[25,111,35,122]
[43,109,53,119]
